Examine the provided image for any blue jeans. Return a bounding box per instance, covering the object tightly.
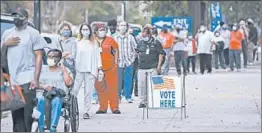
[92,89,98,101]
[229,50,241,70]
[37,96,63,132]
[118,65,134,100]
[161,49,171,75]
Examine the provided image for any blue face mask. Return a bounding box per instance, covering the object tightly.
[61,30,71,37]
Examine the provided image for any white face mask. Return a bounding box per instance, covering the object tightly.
[47,58,56,67]
[98,31,106,38]
[119,26,127,34]
[81,30,90,38]
[200,27,205,32]
[142,36,149,41]
[232,26,237,31]
[188,36,193,40]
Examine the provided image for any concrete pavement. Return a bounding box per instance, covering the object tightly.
[1,65,261,132]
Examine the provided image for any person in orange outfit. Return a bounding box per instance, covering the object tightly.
[158,24,174,75]
[92,23,121,114]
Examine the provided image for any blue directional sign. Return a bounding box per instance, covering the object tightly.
[151,16,193,34]
[151,17,173,30]
[173,16,193,34]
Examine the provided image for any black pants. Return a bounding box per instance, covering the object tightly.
[11,83,36,132]
[242,40,248,67]
[174,51,187,75]
[223,48,229,66]
[131,57,138,96]
[199,54,212,74]
[214,42,226,69]
[253,46,258,61]
[187,56,196,72]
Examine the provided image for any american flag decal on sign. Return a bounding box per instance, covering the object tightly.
[151,76,175,90]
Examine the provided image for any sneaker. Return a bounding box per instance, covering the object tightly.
[193,72,197,74]
[83,113,90,119]
[112,110,121,114]
[92,100,98,104]
[96,110,107,114]
[50,126,57,132]
[126,99,133,103]
[237,69,241,72]
[138,103,146,108]
[228,69,233,72]
[119,98,121,103]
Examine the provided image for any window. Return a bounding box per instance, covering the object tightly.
[1,22,14,38]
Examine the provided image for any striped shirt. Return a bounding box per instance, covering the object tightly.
[114,33,137,67]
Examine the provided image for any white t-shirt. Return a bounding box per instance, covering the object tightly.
[196,30,214,54]
[220,30,231,49]
[185,40,195,56]
[75,40,102,77]
[172,30,187,51]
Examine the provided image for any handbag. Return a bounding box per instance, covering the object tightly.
[0,73,26,112]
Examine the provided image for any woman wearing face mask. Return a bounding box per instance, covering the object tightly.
[228,24,244,72]
[71,23,102,119]
[185,34,197,74]
[92,23,121,114]
[213,31,226,69]
[37,49,73,132]
[57,21,77,76]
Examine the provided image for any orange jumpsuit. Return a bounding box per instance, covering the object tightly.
[95,36,119,111]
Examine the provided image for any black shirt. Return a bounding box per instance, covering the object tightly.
[137,37,165,69]
[248,26,258,45]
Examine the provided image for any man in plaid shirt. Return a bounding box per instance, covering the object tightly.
[114,21,137,103]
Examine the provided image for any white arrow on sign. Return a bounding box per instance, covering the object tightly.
[154,21,172,27]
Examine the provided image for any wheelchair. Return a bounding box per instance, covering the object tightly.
[35,89,79,132]
[61,90,79,132]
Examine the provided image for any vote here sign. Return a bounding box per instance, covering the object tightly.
[147,76,182,109]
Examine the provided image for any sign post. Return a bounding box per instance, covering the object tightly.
[143,73,187,120]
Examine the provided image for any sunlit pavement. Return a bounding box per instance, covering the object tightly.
[1,63,261,132]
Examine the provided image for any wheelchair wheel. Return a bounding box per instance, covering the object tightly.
[70,95,79,132]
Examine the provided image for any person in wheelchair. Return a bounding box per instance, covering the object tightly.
[37,49,74,132]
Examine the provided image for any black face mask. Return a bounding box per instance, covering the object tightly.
[14,18,27,29]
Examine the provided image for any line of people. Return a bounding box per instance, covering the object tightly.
[1,7,260,132]
[147,19,259,75]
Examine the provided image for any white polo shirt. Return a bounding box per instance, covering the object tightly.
[196,30,214,54]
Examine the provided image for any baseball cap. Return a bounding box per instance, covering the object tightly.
[11,7,28,18]
[247,18,254,24]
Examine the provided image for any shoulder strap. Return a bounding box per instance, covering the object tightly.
[58,40,64,52]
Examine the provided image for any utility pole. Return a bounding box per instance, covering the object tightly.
[121,0,126,21]
[85,9,89,23]
[34,0,41,32]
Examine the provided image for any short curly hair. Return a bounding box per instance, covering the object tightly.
[57,21,72,35]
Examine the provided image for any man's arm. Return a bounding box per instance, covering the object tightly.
[31,30,47,89]
[155,40,165,74]
[34,50,43,82]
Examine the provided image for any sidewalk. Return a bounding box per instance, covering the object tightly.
[1,65,261,132]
